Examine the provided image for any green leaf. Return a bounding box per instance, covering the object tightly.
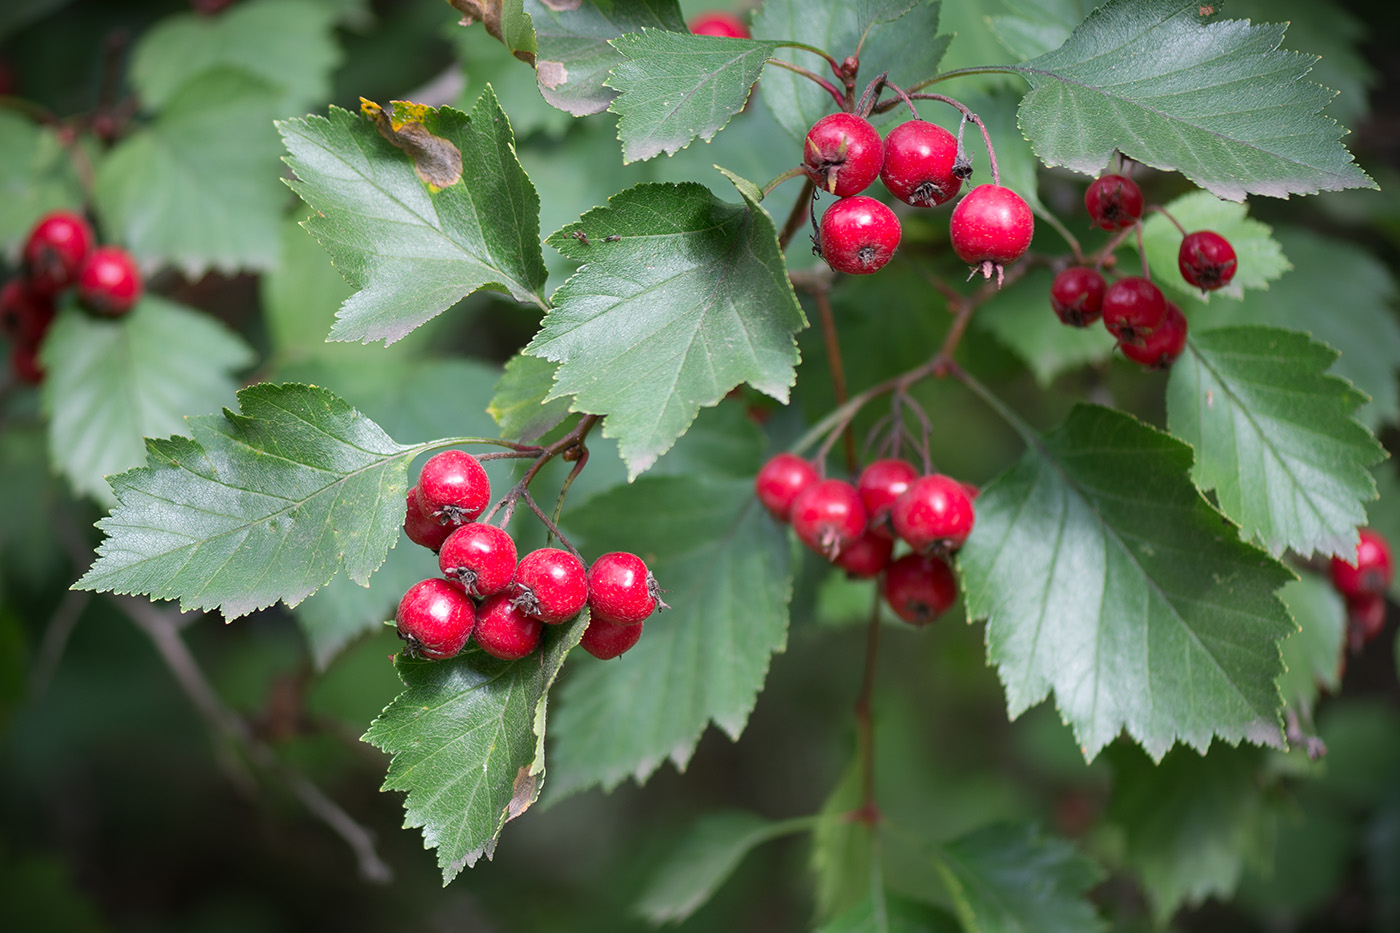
[527,178,804,477]
[1167,326,1384,559]
[0,112,86,252]
[1138,191,1290,302]
[816,892,961,933]
[1015,0,1375,199]
[524,0,686,117]
[74,383,425,619]
[986,0,1079,61]
[94,68,286,276]
[364,616,587,883]
[547,473,792,795]
[40,298,255,505]
[811,756,872,922]
[1276,575,1345,709]
[959,404,1295,761]
[934,823,1105,933]
[279,89,548,344]
[605,30,778,162]
[488,353,575,443]
[973,266,1115,386]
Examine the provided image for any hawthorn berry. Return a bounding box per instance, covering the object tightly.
[1101,276,1166,345]
[803,113,883,197]
[891,474,975,553]
[0,278,55,345]
[856,458,919,539]
[23,210,93,297]
[689,10,749,38]
[1178,230,1238,291]
[1083,174,1143,230]
[395,578,475,660]
[473,592,543,660]
[949,185,1034,282]
[513,547,588,624]
[439,523,518,597]
[882,553,957,625]
[1050,267,1107,327]
[403,487,452,551]
[1330,528,1394,599]
[77,246,143,317]
[587,552,662,626]
[790,479,867,560]
[835,529,895,578]
[1119,300,1187,369]
[580,615,645,660]
[416,449,491,525]
[879,120,961,208]
[818,196,901,275]
[10,343,43,385]
[1347,593,1387,651]
[755,452,819,521]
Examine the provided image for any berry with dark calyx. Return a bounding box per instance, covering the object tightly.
[1101,276,1167,345]
[803,113,884,197]
[755,452,819,521]
[857,458,919,539]
[1330,528,1394,599]
[580,616,645,660]
[395,578,475,660]
[836,529,895,578]
[473,592,543,660]
[879,120,961,208]
[1050,266,1107,327]
[949,184,1034,284]
[689,10,749,38]
[77,246,143,317]
[891,474,975,553]
[439,523,518,597]
[0,278,55,345]
[1178,230,1238,291]
[587,552,663,626]
[818,196,901,276]
[1119,300,1187,369]
[1084,174,1143,230]
[790,479,867,561]
[403,487,452,551]
[513,547,588,624]
[416,449,491,525]
[10,343,44,385]
[23,210,94,297]
[882,553,957,625]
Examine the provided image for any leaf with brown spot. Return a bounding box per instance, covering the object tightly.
[448,0,538,65]
[360,98,463,190]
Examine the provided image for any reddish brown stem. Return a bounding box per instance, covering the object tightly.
[812,285,857,474]
[481,414,600,531]
[778,178,817,253]
[765,58,846,110]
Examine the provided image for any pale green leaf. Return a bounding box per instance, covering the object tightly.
[0,112,85,252]
[1276,575,1345,709]
[488,353,574,443]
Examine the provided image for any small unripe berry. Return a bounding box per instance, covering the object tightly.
[1084,174,1143,230]
[891,474,975,553]
[689,10,749,38]
[818,196,901,275]
[1050,267,1107,327]
[513,548,588,624]
[580,616,645,659]
[755,453,819,521]
[439,523,518,597]
[949,185,1034,282]
[23,210,94,297]
[790,479,867,561]
[882,553,957,625]
[416,449,491,525]
[803,113,883,197]
[474,592,543,660]
[395,578,475,660]
[1101,276,1166,345]
[879,120,961,208]
[1119,300,1187,369]
[587,552,662,626]
[77,246,143,317]
[1331,529,1394,599]
[1178,230,1238,291]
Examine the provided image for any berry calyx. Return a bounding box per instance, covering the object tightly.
[1083,174,1143,230]
[1050,266,1107,327]
[0,278,56,345]
[689,10,749,38]
[1330,528,1394,599]
[438,523,518,597]
[803,113,884,198]
[882,553,957,625]
[818,196,901,276]
[1178,230,1238,291]
[587,552,662,626]
[789,479,867,560]
[77,246,143,317]
[1119,300,1186,369]
[403,486,452,551]
[879,120,961,208]
[416,449,491,525]
[395,578,475,660]
[512,547,588,624]
[23,210,94,297]
[473,592,543,661]
[949,185,1034,283]
[1101,276,1167,345]
[835,529,895,578]
[891,474,975,553]
[580,616,645,660]
[856,458,919,539]
[755,453,819,521]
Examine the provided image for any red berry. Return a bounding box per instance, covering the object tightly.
[513,547,588,624]
[1346,593,1387,650]
[439,523,518,597]
[755,453,819,521]
[818,196,901,275]
[0,278,55,345]
[789,479,867,561]
[416,449,491,525]
[835,529,895,578]
[689,10,749,38]
[856,458,919,539]
[77,246,143,317]
[1050,266,1107,327]
[403,486,452,551]
[1331,529,1394,599]
[891,474,975,552]
[949,185,1034,281]
[882,553,957,625]
[1178,230,1238,291]
[803,113,883,197]
[1101,276,1166,345]
[879,120,961,208]
[10,343,44,385]
[395,578,475,660]
[580,615,645,659]
[473,592,543,660]
[587,552,661,626]
[1084,174,1143,230]
[1119,300,1187,369]
[23,210,94,297]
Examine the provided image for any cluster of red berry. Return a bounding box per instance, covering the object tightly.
[1049,174,1239,369]
[2,210,143,384]
[756,453,978,625]
[1329,528,1393,653]
[396,450,665,663]
[688,10,749,38]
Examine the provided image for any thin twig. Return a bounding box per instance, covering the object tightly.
[778,178,816,253]
[765,58,846,109]
[811,286,856,474]
[28,590,91,699]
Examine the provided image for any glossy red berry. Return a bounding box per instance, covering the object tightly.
[10,343,43,385]
[755,453,819,521]
[882,553,957,625]
[0,278,55,345]
[23,210,94,297]
[1331,529,1394,599]
[689,10,749,38]
[77,246,143,317]
[580,616,645,660]
[1050,266,1107,327]
[439,523,518,597]
[891,474,975,552]
[856,458,919,539]
[473,592,543,660]
[1119,300,1186,369]
[416,449,490,525]
[1178,230,1238,291]
[879,120,961,208]
[395,578,474,660]
[835,529,895,578]
[1101,276,1167,345]
[1084,174,1143,230]
[587,552,661,626]
[403,486,452,551]
[789,478,867,560]
[819,196,901,275]
[513,547,588,624]
[803,113,883,197]
[949,185,1034,281]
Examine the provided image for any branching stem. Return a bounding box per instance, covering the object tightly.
[766,58,846,109]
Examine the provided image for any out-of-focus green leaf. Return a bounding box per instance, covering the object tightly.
[0,112,86,252]
[974,266,1115,386]
[1276,575,1345,709]
[488,354,574,443]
